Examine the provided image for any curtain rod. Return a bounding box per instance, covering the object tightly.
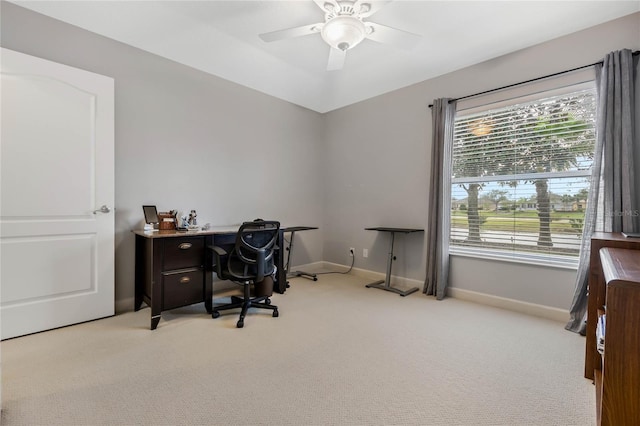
[428,50,640,108]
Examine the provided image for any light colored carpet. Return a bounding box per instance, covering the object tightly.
[1,273,595,425]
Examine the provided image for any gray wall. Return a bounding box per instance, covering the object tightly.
[3,1,639,313]
[323,12,640,310]
[1,2,325,312]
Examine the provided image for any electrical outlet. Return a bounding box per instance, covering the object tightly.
[349,247,355,257]
[363,249,368,258]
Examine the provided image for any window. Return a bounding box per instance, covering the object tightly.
[450,85,597,267]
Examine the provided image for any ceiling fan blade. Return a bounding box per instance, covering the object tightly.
[313,0,338,13]
[355,1,393,18]
[259,23,323,42]
[327,47,346,71]
[365,22,421,50]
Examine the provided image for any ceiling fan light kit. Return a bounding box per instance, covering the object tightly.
[321,16,366,51]
[258,0,420,71]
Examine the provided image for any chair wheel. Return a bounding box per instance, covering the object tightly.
[212,311,220,319]
[265,298,271,305]
[236,319,244,328]
[313,277,318,281]
[273,309,279,318]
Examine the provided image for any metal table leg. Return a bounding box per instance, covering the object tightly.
[285,230,317,281]
[365,231,419,296]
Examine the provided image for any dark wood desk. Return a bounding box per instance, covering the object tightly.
[134,226,286,330]
[364,227,424,296]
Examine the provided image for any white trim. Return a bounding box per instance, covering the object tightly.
[305,262,569,322]
[447,287,569,323]
[449,84,596,266]
[303,261,425,290]
[288,261,329,274]
[450,248,579,270]
[125,260,570,324]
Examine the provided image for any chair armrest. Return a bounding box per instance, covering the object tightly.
[255,248,266,282]
[209,245,229,277]
[208,245,228,258]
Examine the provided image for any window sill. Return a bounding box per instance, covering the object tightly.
[450,247,579,270]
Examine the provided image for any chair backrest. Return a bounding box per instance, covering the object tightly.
[227,220,280,283]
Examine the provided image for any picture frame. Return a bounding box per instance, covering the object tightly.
[142,205,159,224]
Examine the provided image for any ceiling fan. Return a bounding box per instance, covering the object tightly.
[258,0,421,71]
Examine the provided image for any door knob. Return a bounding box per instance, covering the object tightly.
[93,205,111,214]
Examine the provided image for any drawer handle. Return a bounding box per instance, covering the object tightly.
[179,276,191,284]
[178,243,192,250]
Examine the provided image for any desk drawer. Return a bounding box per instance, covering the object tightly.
[163,237,204,270]
[162,268,204,310]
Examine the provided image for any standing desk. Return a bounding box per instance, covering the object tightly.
[133,226,286,330]
[282,226,318,281]
[364,227,424,297]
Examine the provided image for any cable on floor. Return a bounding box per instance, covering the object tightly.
[314,252,355,275]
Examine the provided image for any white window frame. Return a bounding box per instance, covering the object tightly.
[450,77,597,269]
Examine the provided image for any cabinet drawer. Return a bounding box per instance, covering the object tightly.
[163,237,204,270]
[162,269,204,310]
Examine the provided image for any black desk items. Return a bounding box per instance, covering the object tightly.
[364,227,424,297]
[134,226,286,330]
[283,226,318,282]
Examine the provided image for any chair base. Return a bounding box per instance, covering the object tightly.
[212,283,279,328]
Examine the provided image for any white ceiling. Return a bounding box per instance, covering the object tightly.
[11,1,640,113]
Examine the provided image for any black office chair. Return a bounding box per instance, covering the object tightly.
[210,220,280,328]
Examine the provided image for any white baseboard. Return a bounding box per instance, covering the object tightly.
[120,262,568,323]
[447,287,569,323]
[299,261,568,322]
[286,261,325,275]
[311,261,424,290]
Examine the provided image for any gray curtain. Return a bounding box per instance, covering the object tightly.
[566,49,639,334]
[424,98,456,299]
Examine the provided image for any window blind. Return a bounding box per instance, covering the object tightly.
[450,87,597,265]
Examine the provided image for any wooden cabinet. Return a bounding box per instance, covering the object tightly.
[135,232,214,330]
[586,241,640,426]
[160,236,206,310]
[585,233,640,380]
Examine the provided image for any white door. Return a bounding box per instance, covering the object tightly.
[0,48,115,340]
